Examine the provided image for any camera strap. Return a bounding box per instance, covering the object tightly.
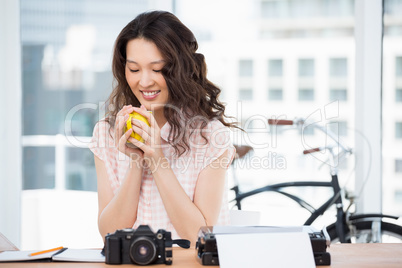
[172,239,191,249]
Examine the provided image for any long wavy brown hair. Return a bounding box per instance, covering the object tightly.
[106,10,239,156]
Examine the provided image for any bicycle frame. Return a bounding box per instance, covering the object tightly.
[232,174,348,241]
[231,118,402,243]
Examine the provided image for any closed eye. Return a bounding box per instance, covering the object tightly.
[153,70,162,73]
[129,69,139,73]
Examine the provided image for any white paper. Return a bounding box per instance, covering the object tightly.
[215,232,315,268]
[229,210,261,226]
[52,249,104,262]
[213,225,303,234]
[0,250,55,262]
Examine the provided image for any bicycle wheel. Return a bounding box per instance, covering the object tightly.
[327,221,402,243]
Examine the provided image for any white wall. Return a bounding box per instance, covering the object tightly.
[21,190,103,250]
[354,0,383,213]
[0,0,22,248]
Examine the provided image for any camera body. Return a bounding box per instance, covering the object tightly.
[196,231,220,265]
[105,225,173,265]
[308,232,331,266]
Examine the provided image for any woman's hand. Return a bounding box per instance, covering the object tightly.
[128,105,165,171]
[114,105,144,162]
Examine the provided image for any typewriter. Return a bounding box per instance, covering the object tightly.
[195,226,331,266]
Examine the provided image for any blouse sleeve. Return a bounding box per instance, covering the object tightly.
[88,120,110,161]
[201,120,236,171]
[88,120,121,193]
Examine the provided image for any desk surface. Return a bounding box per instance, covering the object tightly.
[1,243,401,267]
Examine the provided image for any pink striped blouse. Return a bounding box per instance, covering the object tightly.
[89,118,235,239]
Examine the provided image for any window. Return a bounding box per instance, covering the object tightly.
[239,88,253,100]
[65,147,97,191]
[384,0,402,15]
[261,0,286,19]
[396,122,402,139]
[23,147,55,190]
[268,59,283,76]
[19,0,152,250]
[396,88,402,102]
[261,0,354,19]
[298,59,315,77]
[12,0,367,250]
[395,191,402,203]
[239,59,253,77]
[329,121,348,136]
[330,88,348,101]
[268,88,283,100]
[298,88,315,101]
[396,159,402,173]
[21,1,148,192]
[261,1,277,18]
[383,2,402,217]
[330,58,348,77]
[397,56,402,76]
[300,125,314,136]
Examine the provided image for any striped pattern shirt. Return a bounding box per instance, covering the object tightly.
[89,118,235,239]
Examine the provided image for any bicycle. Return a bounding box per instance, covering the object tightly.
[230,118,402,243]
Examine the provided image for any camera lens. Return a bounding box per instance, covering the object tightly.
[129,236,157,265]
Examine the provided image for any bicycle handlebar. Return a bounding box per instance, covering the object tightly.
[268,119,294,125]
[303,148,322,155]
[268,117,352,158]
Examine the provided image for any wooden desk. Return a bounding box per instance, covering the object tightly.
[324,243,402,268]
[1,243,401,267]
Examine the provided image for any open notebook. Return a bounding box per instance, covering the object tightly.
[0,248,104,263]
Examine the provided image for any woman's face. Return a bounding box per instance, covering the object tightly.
[125,38,169,112]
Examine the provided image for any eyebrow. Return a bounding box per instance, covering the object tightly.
[126,59,165,64]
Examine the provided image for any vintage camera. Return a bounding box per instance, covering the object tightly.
[308,231,331,266]
[196,226,331,266]
[196,228,220,266]
[104,225,173,265]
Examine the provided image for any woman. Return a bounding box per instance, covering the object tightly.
[89,10,237,244]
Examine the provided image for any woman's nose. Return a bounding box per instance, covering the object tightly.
[139,72,154,88]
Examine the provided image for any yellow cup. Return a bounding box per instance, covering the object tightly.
[126,111,151,143]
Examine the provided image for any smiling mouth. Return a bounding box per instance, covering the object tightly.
[140,90,161,97]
